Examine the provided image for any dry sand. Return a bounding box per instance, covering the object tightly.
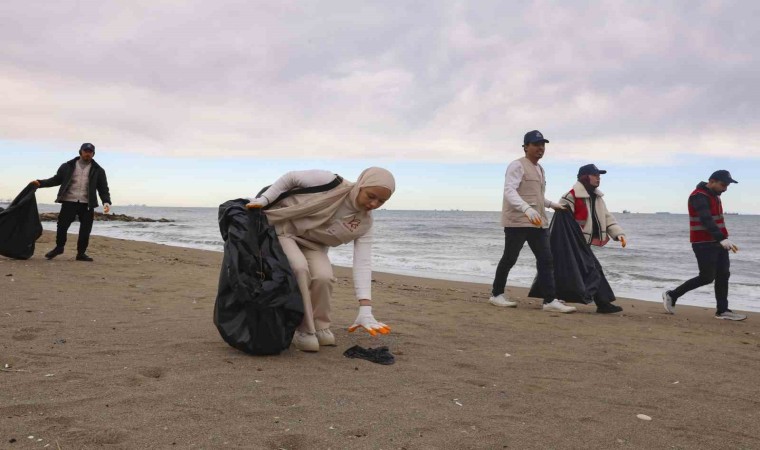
[1,232,759,449]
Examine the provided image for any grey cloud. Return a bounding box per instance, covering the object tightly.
[1,0,758,161]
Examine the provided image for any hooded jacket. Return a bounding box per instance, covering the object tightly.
[38,157,111,208]
[560,181,624,246]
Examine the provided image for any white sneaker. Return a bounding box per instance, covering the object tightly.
[715,311,747,321]
[489,294,517,308]
[293,331,320,352]
[542,299,577,314]
[662,291,675,314]
[315,328,336,346]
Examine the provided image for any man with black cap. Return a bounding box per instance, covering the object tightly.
[558,164,627,313]
[662,170,745,320]
[489,130,575,313]
[30,143,112,261]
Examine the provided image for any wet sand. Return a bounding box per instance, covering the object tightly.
[1,232,759,449]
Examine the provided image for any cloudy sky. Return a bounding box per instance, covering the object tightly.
[1,0,758,212]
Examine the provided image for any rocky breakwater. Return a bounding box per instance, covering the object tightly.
[40,212,174,223]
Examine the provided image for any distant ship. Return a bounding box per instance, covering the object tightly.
[655,212,671,214]
[622,210,631,214]
[725,212,739,215]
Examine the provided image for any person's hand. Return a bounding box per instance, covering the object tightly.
[551,203,567,212]
[246,198,269,209]
[348,305,390,336]
[619,236,627,248]
[103,203,111,214]
[720,239,738,253]
[30,180,40,187]
[524,208,542,226]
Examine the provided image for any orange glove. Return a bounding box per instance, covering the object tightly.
[720,239,738,253]
[246,198,269,209]
[524,208,542,227]
[348,305,390,336]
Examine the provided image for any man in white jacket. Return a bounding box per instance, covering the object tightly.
[489,130,575,313]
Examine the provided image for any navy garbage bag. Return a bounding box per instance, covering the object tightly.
[214,199,304,355]
[0,184,43,260]
[529,210,615,304]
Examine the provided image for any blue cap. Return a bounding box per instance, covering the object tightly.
[577,164,607,178]
[709,170,738,184]
[524,130,549,145]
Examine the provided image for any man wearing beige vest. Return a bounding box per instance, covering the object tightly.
[489,130,576,313]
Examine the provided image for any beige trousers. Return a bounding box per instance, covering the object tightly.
[278,236,335,334]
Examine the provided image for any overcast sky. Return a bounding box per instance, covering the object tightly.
[1,0,758,212]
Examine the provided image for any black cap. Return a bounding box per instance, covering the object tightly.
[577,164,607,178]
[523,130,549,145]
[80,143,95,153]
[709,170,738,184]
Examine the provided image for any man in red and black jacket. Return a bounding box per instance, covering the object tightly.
[662,170,746,321]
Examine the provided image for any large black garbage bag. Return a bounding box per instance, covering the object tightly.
[215,199,304,355]
[0,184,43,260]
[529,210,615,304]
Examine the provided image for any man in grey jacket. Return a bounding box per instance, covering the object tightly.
[30,143,112,261]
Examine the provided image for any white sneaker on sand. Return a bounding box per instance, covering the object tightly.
[489,294,517,308]
[662,291,675,314]
[715,311,747,321]
[542,300,577,313]
[315,328,336,346]
[293,331,320,352]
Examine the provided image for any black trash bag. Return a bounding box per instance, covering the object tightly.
[529,210,615,304]
[0,184,43,260]
[215,199,304,355]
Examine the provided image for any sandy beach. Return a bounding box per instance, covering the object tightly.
[2,231,759,449]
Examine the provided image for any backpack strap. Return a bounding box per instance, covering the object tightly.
[257,175,344,209]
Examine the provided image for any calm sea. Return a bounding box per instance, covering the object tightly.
[30,204,760,313]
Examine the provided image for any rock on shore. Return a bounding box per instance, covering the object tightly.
[39,212,174,223]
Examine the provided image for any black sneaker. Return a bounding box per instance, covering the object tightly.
[45,247,64,259]
[76,254,94,262]
[715,311,747,321]
[596,303,623,314]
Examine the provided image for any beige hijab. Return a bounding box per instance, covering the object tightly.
[264,167,396,236]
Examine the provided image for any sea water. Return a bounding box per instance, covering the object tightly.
[32,205,760,312]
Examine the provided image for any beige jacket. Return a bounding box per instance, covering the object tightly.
[267,182,373,250]
[559,181,625,246]
[501,157,549,228]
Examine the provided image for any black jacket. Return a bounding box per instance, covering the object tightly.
[38,157,111,208]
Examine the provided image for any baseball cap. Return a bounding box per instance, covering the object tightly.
[577,164,607,177]
[523,130,549,145]
[80,143,95,153]
[709,170,738,184]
